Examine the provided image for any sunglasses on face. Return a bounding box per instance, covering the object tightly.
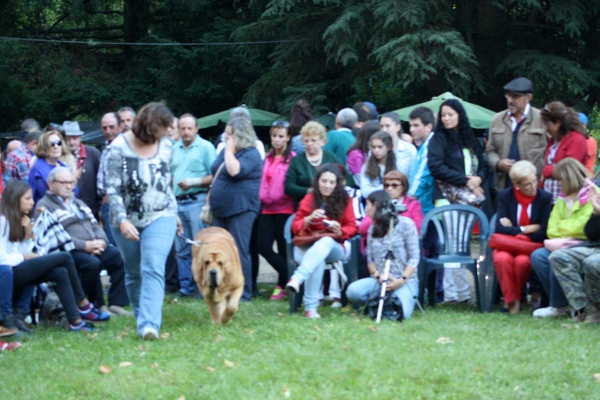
[49,140,62,147]
[384,183,402,189]
[272,120,290,128]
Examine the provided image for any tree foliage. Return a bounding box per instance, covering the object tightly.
[0,0,599,132]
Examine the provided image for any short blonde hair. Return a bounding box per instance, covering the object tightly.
[509,160,537,184]
[300,121,327,141]
[36,130,69,159]
[553,157,591,196]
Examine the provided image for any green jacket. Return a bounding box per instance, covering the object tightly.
[547,191,599,239]
[284,151,355,207]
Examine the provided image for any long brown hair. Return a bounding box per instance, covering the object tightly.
[0,180,32,242]
[311,164,349,220]
[365,132,397,180]
[132,102,174,144]
[541,101,587,141]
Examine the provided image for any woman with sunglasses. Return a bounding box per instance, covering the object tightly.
[28,130,74,204]
[43,123,76,170]
[258,121,296,300]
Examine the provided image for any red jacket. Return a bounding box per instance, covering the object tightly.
[292,193,357,241]
[543,131,589,178]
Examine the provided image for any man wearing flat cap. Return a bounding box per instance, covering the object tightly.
[486,77,548,190]
[63,121,102,219]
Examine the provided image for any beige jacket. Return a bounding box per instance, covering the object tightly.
[486,106,548,190]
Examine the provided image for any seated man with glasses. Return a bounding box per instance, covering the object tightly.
[36,167,131,316]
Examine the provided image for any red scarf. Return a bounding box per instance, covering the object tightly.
[513,187,535,226]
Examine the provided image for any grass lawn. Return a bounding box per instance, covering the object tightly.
[1,287,599,400]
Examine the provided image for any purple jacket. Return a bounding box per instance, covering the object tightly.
[260,152,296,214]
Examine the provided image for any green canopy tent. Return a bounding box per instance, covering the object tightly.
[390,92,497,129]
[196,105,282,129]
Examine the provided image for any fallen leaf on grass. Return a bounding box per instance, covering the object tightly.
[58,347,65,352]
[561,324,572,330]
[87,333,97,341]
[119,362,133,368]
[255,312,263,316]
[366,326,379,332]
[224,360,235,369]
[342,345,350,350]
[177,396,185,400]
[283,385,290,398]
[350,313,357,317]
[138,345,146,352]
[474,365,483,373]
[167,298,179,304]
[245,329,254,334]
[151,363,159,369]
[277,312,283,317]
[124,326,131,332]
[436,337,452,344]
[115,336,122,341]
[99,365,112,374]
[205,366,215,373]
[214,335,223,343]
[120,331,129,337]
[340,307,351,313]
[594,373,600,383]
[311,336,318,341]
[314,325,322,332]
[160,332,171,339]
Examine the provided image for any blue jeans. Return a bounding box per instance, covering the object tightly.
[0,265,33,318]
[112,216,177,336]
[292,237,346,311]
[531,247,568,308]
[174,195,206,295]
[101,203,116,245]
[346,277,419,319]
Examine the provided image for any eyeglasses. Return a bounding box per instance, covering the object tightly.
[49,140,62,147]
[517,178,538,188]
[54,180,75,186]
[272,120,290,128]
[384,183,403,189]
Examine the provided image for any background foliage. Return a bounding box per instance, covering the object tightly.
[0,0,599,131]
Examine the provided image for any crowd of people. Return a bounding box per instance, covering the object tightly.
[1,76,599,352]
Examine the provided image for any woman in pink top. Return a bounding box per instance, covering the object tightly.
[359,170,423,253]
[258,121,296,300]
[346,120,380,183]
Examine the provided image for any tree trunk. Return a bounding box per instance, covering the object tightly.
[123,0,149,70]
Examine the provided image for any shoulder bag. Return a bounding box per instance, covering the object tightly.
[200,163,225,225]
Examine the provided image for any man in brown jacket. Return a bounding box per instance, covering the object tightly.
[486,77,548,190]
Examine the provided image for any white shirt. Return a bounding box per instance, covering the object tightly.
[0,216,34,267]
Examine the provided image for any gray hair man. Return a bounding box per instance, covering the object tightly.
[117,106,136,134]
[323,108,358,164]
[171,114,217,296]
[37,167,131,316]
[486,77,548,190]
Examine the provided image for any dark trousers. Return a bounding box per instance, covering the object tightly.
[213,211,258,301]
[258,213,291,288]
[250,215,260,294]
[71,246,129,307]
[164,242,180,293]
[12,252,85,323]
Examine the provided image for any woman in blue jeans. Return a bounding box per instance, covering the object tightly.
[286,164,358,318]
[346,190,420,318]
[105,103,180,340]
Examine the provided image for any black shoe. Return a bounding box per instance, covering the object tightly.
[14,309,34,334]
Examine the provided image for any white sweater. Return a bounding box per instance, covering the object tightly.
[0,216,34,267]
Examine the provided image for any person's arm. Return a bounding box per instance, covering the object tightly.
[228,148,262,180]
[224,144,241,177]
[0,218,26,266]
[495,191,521,236]
[104,144,130,231]
[404,198,423,233]
[529,192,552,242]
[486,132,500,172]
[291,194,314,235]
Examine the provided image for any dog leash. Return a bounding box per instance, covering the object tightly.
[183,237,210,247]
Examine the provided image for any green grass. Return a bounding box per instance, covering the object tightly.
[1,287,600,400]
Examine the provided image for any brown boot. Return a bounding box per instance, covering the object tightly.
[584,303,600,324]
[0,324,18,338]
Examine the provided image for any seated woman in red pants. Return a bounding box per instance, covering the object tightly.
[493,160,552,314]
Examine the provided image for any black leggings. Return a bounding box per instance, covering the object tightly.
[12,252,85,324]
[257,213,290,288]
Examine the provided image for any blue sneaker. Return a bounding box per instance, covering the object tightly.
[69,321,95,332]
[79,303,110,322]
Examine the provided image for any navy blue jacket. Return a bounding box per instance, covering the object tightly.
[209,147,262,218]
[495,187,552,243]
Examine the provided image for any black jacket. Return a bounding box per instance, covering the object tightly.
[582,214,600,247]
[77,145,102,219]
[495,187,552,243]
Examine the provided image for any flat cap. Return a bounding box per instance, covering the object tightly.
[503,77,533,94]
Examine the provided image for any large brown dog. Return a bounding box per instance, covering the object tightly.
[192,227,244,324]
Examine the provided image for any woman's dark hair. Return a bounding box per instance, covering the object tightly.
[347,120,380,156]
[367,190,395,238]
[434,99,479,153]
[365,132,397,180]
[267,125,293,163]
[132,102,174,144]
[289,100,314,138]
[0,180,32,242]
[311,164,349,220]
[540,101,588,141]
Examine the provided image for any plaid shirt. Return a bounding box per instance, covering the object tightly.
[5,145,34,181]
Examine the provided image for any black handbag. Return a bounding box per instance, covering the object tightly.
[363,290,404,322]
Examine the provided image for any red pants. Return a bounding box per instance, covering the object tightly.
[493,250,531,304]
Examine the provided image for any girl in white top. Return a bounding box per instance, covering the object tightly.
[360,132,397,198]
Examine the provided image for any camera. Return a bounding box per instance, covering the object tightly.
[322,219,333,227]
[382,199,406,216]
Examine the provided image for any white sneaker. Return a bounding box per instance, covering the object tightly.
[330,300,342,309]
[533,306,570,318]
[141,326,158,341]
[304,310,321,319]
[285,278,301,293]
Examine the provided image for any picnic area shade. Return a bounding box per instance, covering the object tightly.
[390,92,497,129]
[196,105,282,129]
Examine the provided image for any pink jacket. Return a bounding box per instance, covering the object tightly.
[259,152,296,214]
